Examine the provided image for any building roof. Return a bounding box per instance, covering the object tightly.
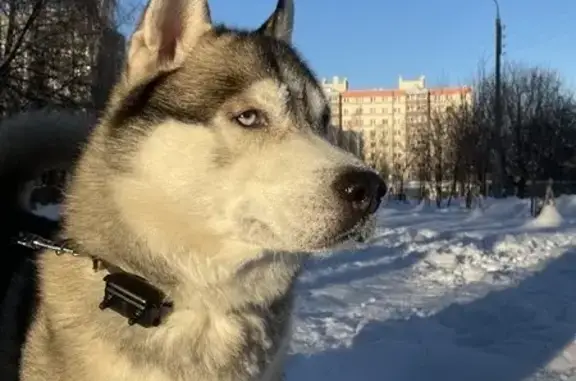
[341,86,472,98]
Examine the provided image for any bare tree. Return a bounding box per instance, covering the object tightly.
[432,62,576,203]
[386,142,420,201]
[427,108,457,207]
[0,0,129,115]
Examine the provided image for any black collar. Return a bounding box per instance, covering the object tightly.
[14,232,173,328]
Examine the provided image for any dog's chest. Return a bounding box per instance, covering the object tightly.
[114,296,293,381]
[84,315,288,381]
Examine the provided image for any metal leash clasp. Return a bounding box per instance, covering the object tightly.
[16,232,105,273]
[15,232,77,256]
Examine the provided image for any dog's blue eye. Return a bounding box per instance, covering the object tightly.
[235,110,267,128]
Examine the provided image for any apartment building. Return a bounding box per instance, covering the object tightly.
[321,75,472,180]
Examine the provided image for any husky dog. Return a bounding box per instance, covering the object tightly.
[0,0,386,380]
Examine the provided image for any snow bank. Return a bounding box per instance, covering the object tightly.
[524,204,563,229]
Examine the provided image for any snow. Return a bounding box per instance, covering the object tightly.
[525,203,564,229]
[288,196,576,381]
[30,197,576,380]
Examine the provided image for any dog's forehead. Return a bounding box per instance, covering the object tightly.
[109,30,329,133]
[226,32,329,120]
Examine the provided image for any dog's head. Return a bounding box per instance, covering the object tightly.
[104,0,386,254]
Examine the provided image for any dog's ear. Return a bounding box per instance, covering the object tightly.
[257,0,294,43]
[126,0,212,81]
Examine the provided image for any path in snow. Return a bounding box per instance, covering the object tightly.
[288,197,576,381]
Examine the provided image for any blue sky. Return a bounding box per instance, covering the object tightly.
[119,0,576,89]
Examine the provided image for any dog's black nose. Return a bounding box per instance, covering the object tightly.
[333,168,387,216]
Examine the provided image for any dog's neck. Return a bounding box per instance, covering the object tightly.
[64,206,303,314]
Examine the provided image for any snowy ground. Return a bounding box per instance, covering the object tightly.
[31,197,576,380]
[287,196,576,381]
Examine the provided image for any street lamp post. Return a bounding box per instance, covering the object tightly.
[492,0,505,197]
